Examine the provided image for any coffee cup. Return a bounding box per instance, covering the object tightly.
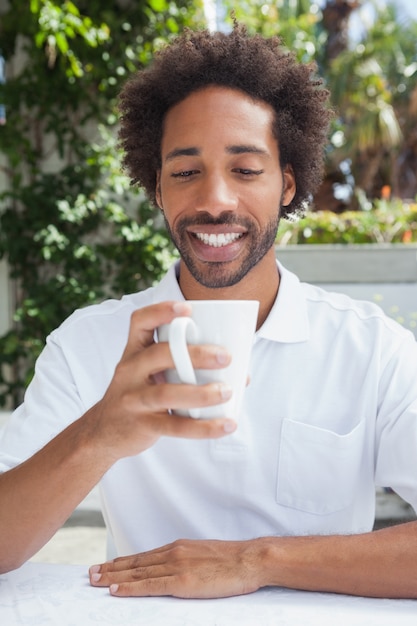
[157,300,259,419]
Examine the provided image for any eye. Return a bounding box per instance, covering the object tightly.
[233,168,264,176]
[171,170,199,178]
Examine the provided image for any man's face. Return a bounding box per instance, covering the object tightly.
[156,86,295,289]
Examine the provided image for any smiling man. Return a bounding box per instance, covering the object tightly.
[156,85,296,322]
[0,24,417,600]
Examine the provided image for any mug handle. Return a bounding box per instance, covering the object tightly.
[168,317,201,418]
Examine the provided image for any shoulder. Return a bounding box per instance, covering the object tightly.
[302,282,413,341]
[54,262,181,336]
[46,289,156,354]
[304,282,383,317]
[61,290,153,329]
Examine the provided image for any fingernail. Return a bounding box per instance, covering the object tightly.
[172,302,191,315]
[110,584,119,594]
[216,349,230,365]
[219,383,233,400]
[91,572,102,583]
[223,420,237,433]
[89,564,101,574]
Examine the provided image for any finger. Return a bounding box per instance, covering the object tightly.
[90,562,168,587]
[108,576,175,597]
[115,343,233,414]
[89,549,176,594]
[114,341,232,404]
[137,372,234,419]
[91,545,173,578]
[133,341,232,381]
[123,301,192,358]
[91,565,175,597]
[142,403,237,438]
[90,556,195,598]
[159,380,232,411]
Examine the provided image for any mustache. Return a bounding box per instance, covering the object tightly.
[176,213,253,228]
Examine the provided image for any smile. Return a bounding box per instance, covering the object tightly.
[194,232,244,247]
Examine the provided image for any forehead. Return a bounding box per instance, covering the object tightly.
[161,86,277,152]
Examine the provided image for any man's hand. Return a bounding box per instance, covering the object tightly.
[89,523,417,600]
[0,299,238,573]
[89,539,265,598]
[84,301,236,462]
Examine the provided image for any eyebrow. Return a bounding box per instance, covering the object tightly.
[164,144,268,162]
[226,144,268,156]
[165,147,200,162]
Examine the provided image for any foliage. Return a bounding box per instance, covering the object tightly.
[0,0,201,407]
[276,198,417,245]
[224,0,417,206]
[224,0,324,65]
[326,4,417,198]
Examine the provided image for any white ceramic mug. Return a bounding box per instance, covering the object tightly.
[157,300,259,419]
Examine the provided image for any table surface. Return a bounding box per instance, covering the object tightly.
[0,562,416,626]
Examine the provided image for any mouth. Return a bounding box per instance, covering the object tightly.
[185,226,247,263]
[193,232,244,248]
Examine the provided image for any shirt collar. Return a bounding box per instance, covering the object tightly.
[255,261,310,343]
[152,262,184,303]
[152,260,310,344]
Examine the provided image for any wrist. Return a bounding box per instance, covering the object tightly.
[74,403,121,469]
[251,535,315,590]
[249,536,287,589]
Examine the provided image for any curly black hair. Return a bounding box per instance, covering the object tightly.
[118,23,333,217]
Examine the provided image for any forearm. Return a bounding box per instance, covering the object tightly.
[0,300,236,574]
[0,408,113,573]
[260,521,417,598]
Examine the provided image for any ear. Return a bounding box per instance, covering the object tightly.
[282,164,296,207]
[155,170,163,209]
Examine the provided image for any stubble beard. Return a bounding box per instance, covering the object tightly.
[163,211,281,289]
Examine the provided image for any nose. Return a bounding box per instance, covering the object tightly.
[195,173,238,216]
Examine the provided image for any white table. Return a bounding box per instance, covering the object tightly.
[0,562,416,625]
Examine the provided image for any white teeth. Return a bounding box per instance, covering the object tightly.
[195,232,243,247]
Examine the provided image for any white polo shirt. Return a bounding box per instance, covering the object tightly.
[1,261,417,557]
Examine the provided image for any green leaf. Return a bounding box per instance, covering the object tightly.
[55,32,69,54]
[30,0,40,14]
[64,1,80,17]
[148,0,168,13]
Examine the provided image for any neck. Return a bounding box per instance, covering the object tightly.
[178,250,279,329]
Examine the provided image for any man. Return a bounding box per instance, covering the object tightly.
[1,24,417,599]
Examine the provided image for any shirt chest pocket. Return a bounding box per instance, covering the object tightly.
[276,418,366,515]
